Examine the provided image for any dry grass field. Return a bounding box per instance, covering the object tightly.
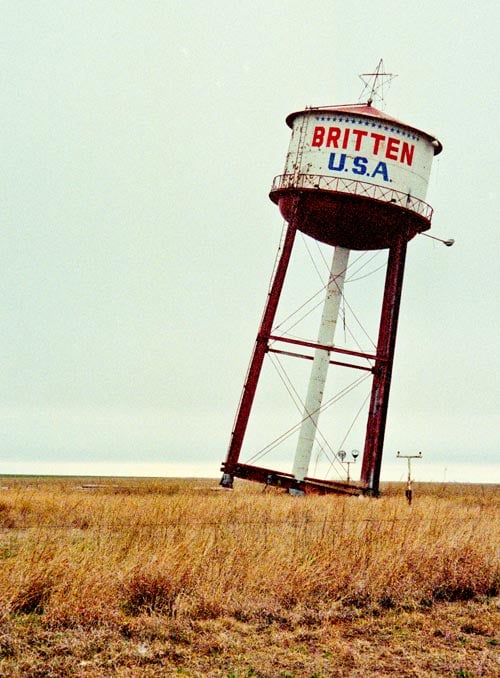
[0,476,498,677]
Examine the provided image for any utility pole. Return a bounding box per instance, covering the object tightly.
[396,451,422,504]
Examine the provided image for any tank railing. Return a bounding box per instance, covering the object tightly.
[270,173,433,221]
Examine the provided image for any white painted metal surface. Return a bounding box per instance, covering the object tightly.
[283,105,440,209]
[291,246,350,490]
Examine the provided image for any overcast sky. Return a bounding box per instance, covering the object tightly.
[1,1,498,483]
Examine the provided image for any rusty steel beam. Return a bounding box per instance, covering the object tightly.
[227,462,362,496]
[220,218,298,488]
[268,334,381,362]
[267,347,374,373]
[361,230,408,495]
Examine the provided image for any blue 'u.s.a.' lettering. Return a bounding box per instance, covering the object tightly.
[328,153,390,182]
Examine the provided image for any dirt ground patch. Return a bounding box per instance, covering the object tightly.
[0,598,498,677]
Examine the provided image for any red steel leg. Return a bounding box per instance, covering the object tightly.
[220,218,298,487]
[361,230,408,495]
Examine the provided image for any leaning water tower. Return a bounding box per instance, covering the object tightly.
[220,65,442,496]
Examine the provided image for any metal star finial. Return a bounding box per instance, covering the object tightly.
[358,59,398,108]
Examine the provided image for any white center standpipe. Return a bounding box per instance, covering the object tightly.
[291,245,350,493]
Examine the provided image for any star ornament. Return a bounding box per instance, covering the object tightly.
[358,59,398,108]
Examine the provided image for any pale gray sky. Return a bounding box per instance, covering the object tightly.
[1,1,498,483]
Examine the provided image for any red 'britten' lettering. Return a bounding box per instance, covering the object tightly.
[311,126,325,147]
[401,142,414,166]
[326,127,341,147]
[352,129,368,151]
[386,137,400,161]
[370,132,385,155]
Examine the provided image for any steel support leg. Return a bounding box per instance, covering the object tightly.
[361,231,408,495]
[220,218,298,487]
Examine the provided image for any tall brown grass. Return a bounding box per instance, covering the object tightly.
[0,478,498,630]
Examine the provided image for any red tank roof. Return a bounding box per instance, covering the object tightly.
[286,103,442,155]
